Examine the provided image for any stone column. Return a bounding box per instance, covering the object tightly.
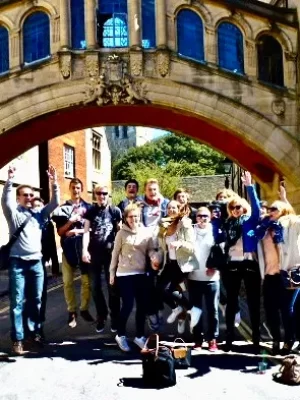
[85,0,97,49]
[127,0,141,48]
[156,0,167,48]
[60,0,70,49]
[205,26,217,65]
[10,30,20,70]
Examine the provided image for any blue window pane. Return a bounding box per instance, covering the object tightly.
[99,0,127,14]
[71,0,85,49]
[218,22,244,74]
[103,15,128,47]
[23,12,50,64]
[142,0,156,48]
[177,10,204,61]
[0,26,9,73]
[257,35,283,87]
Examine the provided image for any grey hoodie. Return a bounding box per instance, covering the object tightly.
[1,179,60,260]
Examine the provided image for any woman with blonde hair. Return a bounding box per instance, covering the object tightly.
[256,189,300,355]
[222,172,261,352]
[109,203,159,352]
[156,200,201,330]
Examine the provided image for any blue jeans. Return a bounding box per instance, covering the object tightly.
[188,279,220,341]
[9,257,44,341]
[280,270,300,342]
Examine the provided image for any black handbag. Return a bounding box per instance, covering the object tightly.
[0,214,32,270]
[206,244,226,271]
[281,268,300,290]
[141,334,176,388]
[170,338,192,369]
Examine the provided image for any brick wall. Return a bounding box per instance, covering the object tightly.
[48,130,90,204]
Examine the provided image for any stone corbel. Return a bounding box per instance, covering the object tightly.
[156,49,170,78]
[285,51,297,62]
[85,53,100,78]
[59,51,72,79]
[130,50,143,77]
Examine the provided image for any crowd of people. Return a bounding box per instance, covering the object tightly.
[2,165,300,358]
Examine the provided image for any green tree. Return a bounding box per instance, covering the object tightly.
[112,133,224,180]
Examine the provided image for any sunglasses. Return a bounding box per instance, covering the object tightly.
[197,214,209,218]
[22,193,34,198]
[229,205,242,211]
[268,207,279,212]
[95,192,108,196]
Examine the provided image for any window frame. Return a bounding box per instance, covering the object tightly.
[0,25,9,75]
[92,130,101,171]
[64,145,75,178]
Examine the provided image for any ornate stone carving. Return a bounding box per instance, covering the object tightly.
[245,40,256,69]
[285,52,297,62]
[271,99,286,116]
[85,54,99,78]
[83,54,148,106]
[59,52,71,79]
[156,50,170,77]
[130,51,143,77]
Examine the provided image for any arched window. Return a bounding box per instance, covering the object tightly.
[23,12,50,64]
[97,0,128,48]
[142,0,156,48]
[0,26,9,74]
[177,9,204,61]
[218,22,244,74]
[257,35,284,87]
[71,0,85,49]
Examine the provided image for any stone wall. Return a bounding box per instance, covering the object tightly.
[112,175,226,204]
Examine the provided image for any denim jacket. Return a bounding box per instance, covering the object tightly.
[224,185,260,254]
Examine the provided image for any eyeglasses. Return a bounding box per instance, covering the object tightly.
[197,214,209,218]
[95,192,108,196]
[229,205,242,211]
[127,215,139,219]
[268,207,279,213]
[22,193,34,198]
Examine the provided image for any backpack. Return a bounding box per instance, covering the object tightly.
[273,355,300,385]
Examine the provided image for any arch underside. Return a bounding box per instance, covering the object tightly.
[0,103,284,186]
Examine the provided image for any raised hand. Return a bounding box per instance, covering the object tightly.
[46,165,57,182]
[241,171,252,186]
[279,182,287,201]
[8,165,16,179]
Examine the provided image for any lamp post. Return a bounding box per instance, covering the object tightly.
[222,157,233,189]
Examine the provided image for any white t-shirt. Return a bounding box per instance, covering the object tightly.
[166,233,177,260]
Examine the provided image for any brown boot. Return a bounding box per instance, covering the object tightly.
[11,341,28,356]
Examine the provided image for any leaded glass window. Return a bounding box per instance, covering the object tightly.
[23,12,50,64]
[142,0,156,48]
[0,26,9,74]
[97,0,128,48]
[257,35,284,87]
[218,22,244,74]
[177,9,204,62]
[71,0,86,49]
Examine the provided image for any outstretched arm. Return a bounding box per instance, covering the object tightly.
[1,166,17,218]
[241,171,260,222]
[41,165,60,219]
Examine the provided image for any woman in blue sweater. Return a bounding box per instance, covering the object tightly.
[222,172,261,352]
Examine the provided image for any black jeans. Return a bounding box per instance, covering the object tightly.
[188,280,220,342]
[223,260,261,343]
[89,250,120,323]
[157,260,191,311]
[117,274,148,338]
[263,274,284,342]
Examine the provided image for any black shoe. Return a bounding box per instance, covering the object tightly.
[80,310,94,322]
[272,341,281,356]
[95,319,106,333]
[25,334,44,351]
[68,312,77,328]
[111,320,118,333]
[223,340,233,352]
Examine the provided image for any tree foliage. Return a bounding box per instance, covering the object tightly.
[112,133,225,181]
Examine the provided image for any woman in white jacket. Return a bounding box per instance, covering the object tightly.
[188,207,221,352]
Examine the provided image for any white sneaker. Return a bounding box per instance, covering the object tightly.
[167,306,184,324]
[188,306,202,329]
[177,319,186,335]
[234,311,241,328]
[134,336,147,349]
[115,335,131,352]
